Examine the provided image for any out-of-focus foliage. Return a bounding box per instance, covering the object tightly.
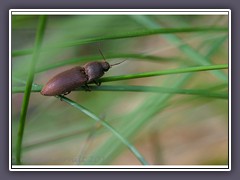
[12,14,228,165]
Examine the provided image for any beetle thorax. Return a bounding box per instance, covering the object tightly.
[83,61,110,82]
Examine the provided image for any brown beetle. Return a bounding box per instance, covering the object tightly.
[41,49,124,96]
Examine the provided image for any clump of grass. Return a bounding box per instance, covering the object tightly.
[12,14,228,165]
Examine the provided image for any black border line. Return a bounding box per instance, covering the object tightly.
[10,9,230,171]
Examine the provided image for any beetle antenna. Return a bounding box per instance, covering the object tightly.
[98,48,107,62]
[98,46,126,67]
[110,60,126,67]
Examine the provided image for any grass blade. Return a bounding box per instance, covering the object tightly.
[12,26,227,57]
[100,64,228,83]
[131,15,228,81]
[57,95,149,165]
[15,15,47,165]
[85,75,192,164]
[13,85,228,100]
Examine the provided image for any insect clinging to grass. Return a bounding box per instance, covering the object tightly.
[41,49,125,96]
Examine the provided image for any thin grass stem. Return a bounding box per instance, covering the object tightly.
[15,16,47,165]
[57,95,149,165]
[12,26,227,57]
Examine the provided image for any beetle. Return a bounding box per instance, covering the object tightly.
[40,49,124,96]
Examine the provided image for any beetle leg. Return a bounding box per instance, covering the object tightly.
[94,80,101,86]
[83,84,91,91]
[63,91,71,95]
[56,95,63,101]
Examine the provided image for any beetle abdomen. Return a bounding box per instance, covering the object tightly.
[41,67,88,96]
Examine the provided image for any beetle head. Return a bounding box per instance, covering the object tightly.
[101,61,111,72]
[98,47,125,71]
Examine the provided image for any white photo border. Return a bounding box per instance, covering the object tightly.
[9,9,231,171]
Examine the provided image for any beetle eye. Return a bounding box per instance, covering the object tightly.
[102,61,110,71]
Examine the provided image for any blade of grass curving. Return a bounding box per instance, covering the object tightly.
[83,74,192,165]
[12,26,227,57]
[57,95,148,165]
[15,15,47,165]
[88,73,227,164]
[131,15,228,81]
[20,81,227,154]
[85,30,229,163]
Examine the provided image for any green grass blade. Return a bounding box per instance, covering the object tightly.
[12,85,228,99]
[131,15,228,81]
[11,15,229,166]
[84,33,229,164]
[100,64,228,83]
[12,26,227,57]
[12,64,228,99]
[85,85,228,99]
[84,75,192,164]
[15,15,47,165]
[57,95,148,165]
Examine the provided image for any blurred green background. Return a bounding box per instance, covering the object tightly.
[11,14,228,165]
